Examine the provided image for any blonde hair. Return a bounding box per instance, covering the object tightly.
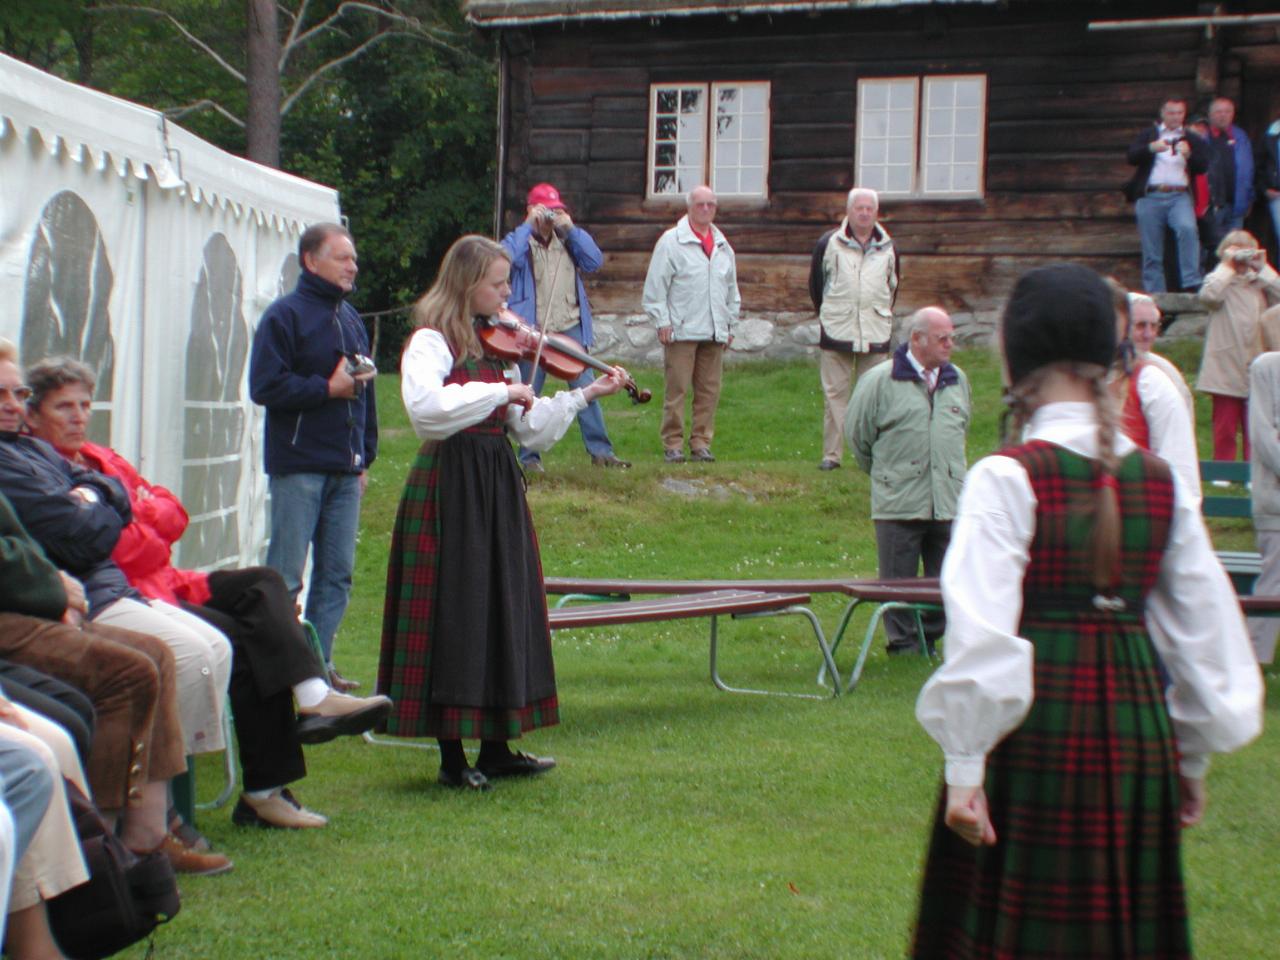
[1216,229,1258,259]
[411,235,510,366]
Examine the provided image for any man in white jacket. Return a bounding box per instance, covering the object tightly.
[808,188,899,471]
[642,186,740,463]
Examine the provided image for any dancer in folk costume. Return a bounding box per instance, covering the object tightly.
[377,235,628,790]
[912,263,1262,959]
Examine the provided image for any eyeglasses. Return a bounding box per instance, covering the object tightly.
[0,386,33,402]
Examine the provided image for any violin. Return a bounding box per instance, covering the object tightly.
[478,307,651,405]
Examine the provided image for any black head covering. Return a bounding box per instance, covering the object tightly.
[1001,263,1117,386]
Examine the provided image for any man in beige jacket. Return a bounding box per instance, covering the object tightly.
[808,188,899,470]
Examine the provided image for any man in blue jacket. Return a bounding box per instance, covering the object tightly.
[501,183,629,471]
[1207,97,1254,234]
[250,223,377,690]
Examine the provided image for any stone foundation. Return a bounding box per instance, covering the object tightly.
[589,293,1206,364]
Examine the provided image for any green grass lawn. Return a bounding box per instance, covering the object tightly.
[134,348,1278,959]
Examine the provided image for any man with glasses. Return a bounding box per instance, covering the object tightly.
[845,307,969,657]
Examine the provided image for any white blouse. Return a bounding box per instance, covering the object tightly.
[1135,362,1201,502]
[400,328,588,452]
[916,402,1263,787]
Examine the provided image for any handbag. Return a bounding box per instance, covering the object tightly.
[46,781,181,959]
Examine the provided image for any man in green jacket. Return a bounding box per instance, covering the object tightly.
[845,307,970,656]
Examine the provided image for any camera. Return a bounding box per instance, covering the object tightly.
[346,353,377,377]
[541,208,558,223]
[1231,249,1260,265]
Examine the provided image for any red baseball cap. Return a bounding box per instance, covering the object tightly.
[526,183,566,210]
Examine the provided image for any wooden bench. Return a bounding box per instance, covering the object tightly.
[548,589,841,699]
[546,577,942,694]
[1200,460,1260,593]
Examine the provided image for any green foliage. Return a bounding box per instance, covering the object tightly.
[1,0,497,343]
[119,354,1277,959]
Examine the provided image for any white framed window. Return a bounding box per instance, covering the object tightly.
[856,74,986,198]
[648,81,770,199]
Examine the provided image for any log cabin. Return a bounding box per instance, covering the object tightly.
[463,0,1280,355]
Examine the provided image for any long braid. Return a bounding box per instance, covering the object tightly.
[1086,365,1122,593]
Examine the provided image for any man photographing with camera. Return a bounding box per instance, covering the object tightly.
[250,222,378,691]
[501,182,629,471]
[1125,96,1210,293]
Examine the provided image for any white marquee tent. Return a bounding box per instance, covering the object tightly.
[0,53,342,571]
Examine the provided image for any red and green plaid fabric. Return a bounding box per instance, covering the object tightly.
[914,441,1189,959]
[377,353,558,739]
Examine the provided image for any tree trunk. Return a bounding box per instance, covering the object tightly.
[245,0,280,167]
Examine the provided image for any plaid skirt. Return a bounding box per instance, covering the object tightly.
[376,429,559,740]
[912,609,1188,960]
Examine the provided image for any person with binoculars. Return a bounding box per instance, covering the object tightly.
[1197,229,1280,461]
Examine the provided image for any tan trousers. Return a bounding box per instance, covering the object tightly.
[662,340,726,453]
[1,708,90,911]
[95,597,231,755]
[819,349,889,464]
[0,614,187,809]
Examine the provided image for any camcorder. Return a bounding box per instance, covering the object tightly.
[346,353,377,377]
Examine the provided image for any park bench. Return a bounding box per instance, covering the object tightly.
[545,577,942,694]
[547,588,840,699]
[1200,459,1260,593]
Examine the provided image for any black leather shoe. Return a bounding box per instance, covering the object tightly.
[437,767,491,791]
[476,751,556,779]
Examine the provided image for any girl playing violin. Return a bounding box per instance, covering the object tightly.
[377,234,629,789]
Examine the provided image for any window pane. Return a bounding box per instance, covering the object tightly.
[657,89,677,113]
[888,110,913,137]
[887,167,912,192]
[653,170,677,194]
[921,75,985,195]
[681,89,702,113]
[954,79,982,108]
[742,113,765,140]
[888,138,912,163]
[679,115,704,143]
[889,81,914,108]
[742,86,768,112]
[677,145,701,167]
[656,143,676,166]
[656,117,678,140]
[862,139,886,164]
[678,166,701,191]
[954,107,981,135]
[714,168,739,194]
[740,167,763,194]
[718,87,740,110]
[862,83,888,110]
[861,167,886,192]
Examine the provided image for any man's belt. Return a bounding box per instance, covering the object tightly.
[1146,184,1188,193]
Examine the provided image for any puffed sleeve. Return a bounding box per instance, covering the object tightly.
[1144,487,1264,779]
[400,329,509,441]
[505,383,588,452]
[915,454,1037,787]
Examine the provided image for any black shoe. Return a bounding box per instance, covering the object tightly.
[476,751,556,779]
[664,448,686,463]
[818,459,840,471]
[437,767,491,791]
[689,448,716,462]
[886,644,922,657]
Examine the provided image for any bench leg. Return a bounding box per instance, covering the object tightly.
[843,601,941,694]
[817,598,864,687]
[710,606,841,699]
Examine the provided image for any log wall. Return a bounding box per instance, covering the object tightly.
[495,1,1278,337]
